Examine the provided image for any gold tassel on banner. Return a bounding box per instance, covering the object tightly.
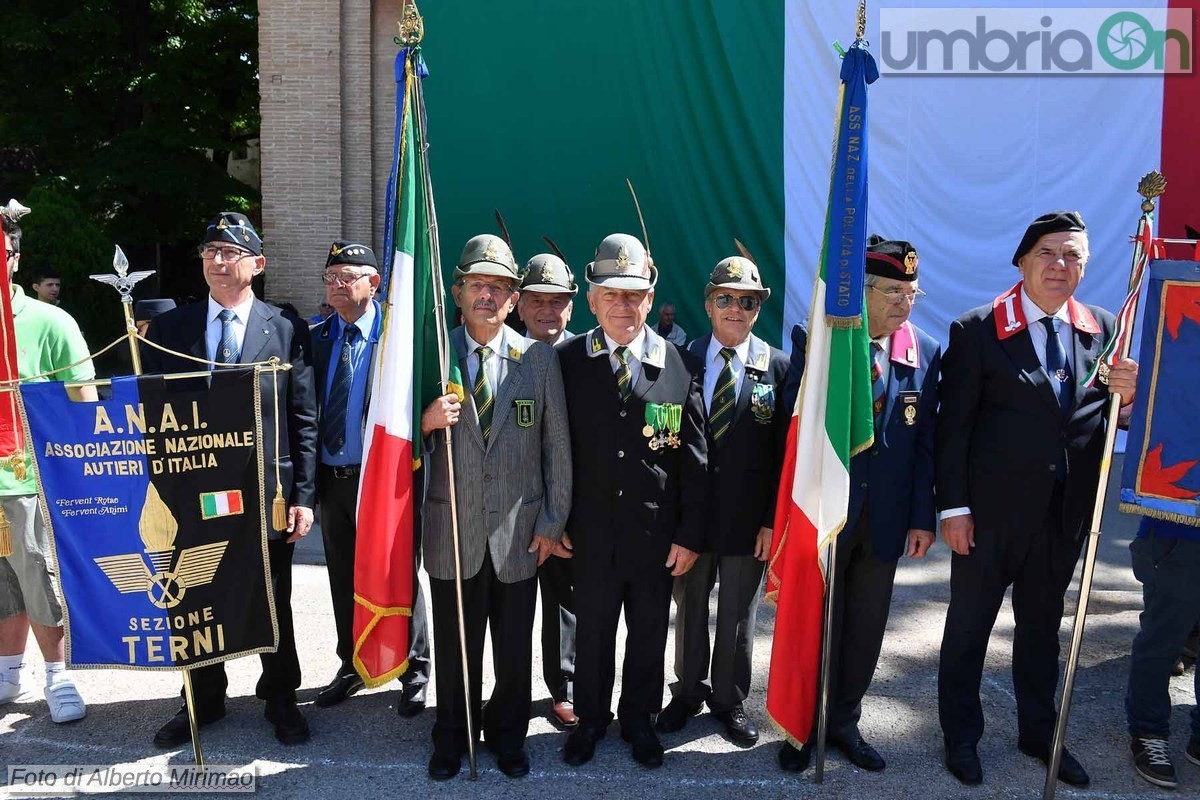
[0,503,12,559]
[10,452,25,483]
[269,360,288,532]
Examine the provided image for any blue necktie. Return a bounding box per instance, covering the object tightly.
[1041,316,1073,418]
[323,325,358,455]
[216,309,239,364]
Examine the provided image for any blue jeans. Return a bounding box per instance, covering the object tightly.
[1126,534,1200,740]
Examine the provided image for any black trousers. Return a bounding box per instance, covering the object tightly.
[428,550,537,756]
[818,510,899,741]
[939,483,1083,746]
[538,555,576,703]
[317,465,430,691]
[573,567,673,729]
[187,539,300,708]
[670,552,765,713]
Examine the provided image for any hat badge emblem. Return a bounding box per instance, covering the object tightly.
[540,265,555,283]
[216,218,228,230]
[483,242,499,262]
[904,252,918,274]
[727,258,744,280]
[330,243,344,256]
[615,245,630,270]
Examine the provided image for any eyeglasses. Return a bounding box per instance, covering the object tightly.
[869,285,925,306]
[713,294,761,312]
[5,249,16,260]
[199,245,253,263]
[321,271,371,287]
[460,279,515,296]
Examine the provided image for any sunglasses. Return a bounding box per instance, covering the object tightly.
[5,249,17,260]
[713,294,761,312]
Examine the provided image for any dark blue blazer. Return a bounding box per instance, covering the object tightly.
[846,321,941,563]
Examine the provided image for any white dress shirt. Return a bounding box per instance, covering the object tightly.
[205,294,255,363]
[464,328,505,391]
[605,329,647,387]
[703,336,751,412]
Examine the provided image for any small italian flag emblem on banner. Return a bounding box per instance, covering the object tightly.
[200,490,244,520]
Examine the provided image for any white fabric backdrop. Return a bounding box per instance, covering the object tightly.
[782,0,1168,348]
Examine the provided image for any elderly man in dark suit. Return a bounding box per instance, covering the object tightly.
[419,234,572,780]
[556,233,708,769]
[937,211,1138,788]
[142,212,318,747]
[777,238,941,774]
[516,253,580,728]
[657,256,790,747]
[309,241,430,716]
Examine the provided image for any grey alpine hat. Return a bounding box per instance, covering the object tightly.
[452,234,519,282]
[585,233,657,290]
[705,256,771,300]
[520,253,577,295]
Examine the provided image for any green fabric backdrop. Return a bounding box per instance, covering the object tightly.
[419,0,785,344]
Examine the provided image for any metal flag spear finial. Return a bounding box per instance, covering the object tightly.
[397,0,424,45]
[90,245,155,374]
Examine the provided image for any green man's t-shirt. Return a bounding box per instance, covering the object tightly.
[0,285,95,496]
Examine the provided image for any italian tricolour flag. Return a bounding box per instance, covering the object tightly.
[352,44,461,687]
[765,43,877,747]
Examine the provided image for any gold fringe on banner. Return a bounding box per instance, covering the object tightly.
[0,503,12,558]
[827,316,863,330]
[1118,503,1200,527]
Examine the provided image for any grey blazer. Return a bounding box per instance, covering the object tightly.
[423,324,571,583]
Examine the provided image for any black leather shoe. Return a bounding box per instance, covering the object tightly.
[315,672,364,708]
[564,725,606,766]
[622,724,664,768]
[945,740,983,785]
[654,697,701,734]
[397,685,426,718]
[1017,739,1090,788]
[712,707,759,746]
[779,741,813,772]
[831,733,886,771]
[496,748,530,778]
[264,698,310,745]
[428,751,461,780]
[153,703,226,748]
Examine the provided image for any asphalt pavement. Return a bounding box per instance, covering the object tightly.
[2,455,1198,799]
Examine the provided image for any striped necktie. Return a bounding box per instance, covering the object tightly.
[871,342,886,426]
[216,309,239,364]
[709,347,737,444]
[614,346,633,404]
[474,346,494,440]
[322,324,358,455]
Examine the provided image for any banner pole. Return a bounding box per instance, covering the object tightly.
[813,537,838,782]
[89,246,209,766]
[409,30,477,779]
[1042,170,1165,800]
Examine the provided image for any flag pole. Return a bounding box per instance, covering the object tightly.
[811,0,869,783]
[1042,170,1166,800]
[404,6,476,779]
[88,249,213,768]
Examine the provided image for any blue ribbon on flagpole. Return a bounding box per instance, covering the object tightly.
[824,43,879,323]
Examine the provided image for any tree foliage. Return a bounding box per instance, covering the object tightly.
[0,0,260,325]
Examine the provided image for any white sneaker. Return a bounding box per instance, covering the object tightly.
[45,679,86,723]
[0,669,20,704]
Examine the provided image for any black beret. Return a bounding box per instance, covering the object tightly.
[866,239,919,282]
[1011,210,1086,266]
[204,212,262,256]
[325,240,378,270]
[134,298,177,322]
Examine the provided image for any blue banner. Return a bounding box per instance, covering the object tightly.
[22,370,278,669]
[823,43,878,323]
[1120,259,1200,525]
